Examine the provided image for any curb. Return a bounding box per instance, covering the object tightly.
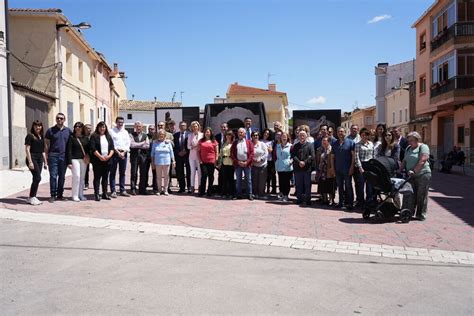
[0,208,473,265]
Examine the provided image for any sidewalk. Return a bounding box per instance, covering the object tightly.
[1,168,472,256]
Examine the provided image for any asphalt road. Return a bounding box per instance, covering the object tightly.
[0,219,472,315]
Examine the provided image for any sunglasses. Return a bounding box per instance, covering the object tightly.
[74,125,83,128]
[56,117,65,120]
[252,134,259,137]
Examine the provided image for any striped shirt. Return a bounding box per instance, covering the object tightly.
[355,140,374,168]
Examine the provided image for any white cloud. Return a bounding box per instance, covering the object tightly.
[367,14,392,24]
[306,96,327,105]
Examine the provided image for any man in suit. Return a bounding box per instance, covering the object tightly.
[244,117,259,140]
[215,122,228,151]
[215,122,229,195]
[174,121,191,193]
[393,127,408,162]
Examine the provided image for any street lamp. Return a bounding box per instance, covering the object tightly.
[55,21,92,113]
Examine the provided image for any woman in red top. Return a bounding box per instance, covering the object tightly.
[198,127,218,196]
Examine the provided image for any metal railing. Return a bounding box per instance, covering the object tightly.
[430,76,474,98]
[431,22,474,52]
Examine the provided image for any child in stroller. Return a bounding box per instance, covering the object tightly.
[362,156,414,223]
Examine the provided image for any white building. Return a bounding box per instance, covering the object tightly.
[375,60,415,124]
[0,0,9,169]
[119,100,181,131]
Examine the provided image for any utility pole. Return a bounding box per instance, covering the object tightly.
[171,91,176,105]
[180,91,184,105]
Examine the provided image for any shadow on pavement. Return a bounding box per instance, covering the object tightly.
[429,171,474,227]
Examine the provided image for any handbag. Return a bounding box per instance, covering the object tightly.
[76,136,90,164]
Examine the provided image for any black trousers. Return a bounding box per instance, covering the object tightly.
[176,154,191,190]
[145,157,158,192]
[266,160,277,192]
[199,163,215,195]
[130,153,148,193]
[28,154,43,198]
[84,163,90,186]
[221,165,235,196]
[93,161,110,195]
[278,171,293,196]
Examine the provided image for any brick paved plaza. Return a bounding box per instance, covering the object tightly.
[1,170,472,253]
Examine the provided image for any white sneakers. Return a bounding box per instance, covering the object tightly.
[27,197,42,205]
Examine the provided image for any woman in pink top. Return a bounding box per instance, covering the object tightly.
[198,127,218,197]
[187,121,203,193]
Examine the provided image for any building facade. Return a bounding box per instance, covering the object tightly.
[350,106,376,131]
[375,60,416,124]
[119,100,181,130]
[7,8,125,167]
[0,0,9,169]
[226,82,289,130]
[385,85,411,136]
[412,0,474,163]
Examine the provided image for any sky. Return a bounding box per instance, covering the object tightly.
[10,0,434,112]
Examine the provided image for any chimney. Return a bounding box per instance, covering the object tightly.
[268,83,276,91]
[113,63,118,74]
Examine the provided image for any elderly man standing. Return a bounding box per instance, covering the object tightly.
[291,130,315,206]
[129,121,150,195]
[273,121,283,133]
[231,127,255,200]
[109,116,131,198]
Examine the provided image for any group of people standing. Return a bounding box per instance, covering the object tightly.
[24,114,431,220]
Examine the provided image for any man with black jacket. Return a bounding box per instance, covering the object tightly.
[145,125,158,194]
[130,121,150,195]
[291,130,315,206]
[173,121,191,193]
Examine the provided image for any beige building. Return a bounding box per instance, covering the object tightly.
[226,82,289,130]
[412,0,474,163]
[8,8,126,167]
[350,106,376,131]
[385,87,410,136]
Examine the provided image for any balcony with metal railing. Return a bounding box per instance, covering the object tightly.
[431,22,474,52]
[430,76,474,99]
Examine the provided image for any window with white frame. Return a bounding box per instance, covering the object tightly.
[431,52,456,84]
[432,3,455,38]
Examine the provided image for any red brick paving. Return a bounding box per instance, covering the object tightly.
[1,171,473,252]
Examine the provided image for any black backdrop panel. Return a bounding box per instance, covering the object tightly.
[293,110,341,139]
[203,102,267,133]
[154,107,200,129]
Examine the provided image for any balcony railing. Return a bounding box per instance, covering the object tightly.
[431,22,474,52]
[430,76,474,98]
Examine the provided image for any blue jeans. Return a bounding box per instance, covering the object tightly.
[109,153,128,193]
[235,166,252,196]
[48,154,67,197]
[294,170,312,203]
[336,172,354,207]
[356,168,374,204]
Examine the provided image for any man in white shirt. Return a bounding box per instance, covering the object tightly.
[109,116,131,197]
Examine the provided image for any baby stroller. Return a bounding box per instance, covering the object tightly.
[362,156,414,223]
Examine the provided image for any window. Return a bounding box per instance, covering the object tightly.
[458,126,465,144]
[458,55,474,76]
[78,60,84,82]
[66,51,72,76]
[405,109,408,122]
[127,113,133,120]
[399,110,402,123]
[392,112,395,125]
[432,4,455,37]
[431,52,455,84]
[458,1,474,22]
[90,109,94,126]
[365,116,373,126]
[419,32,426,52]
[90,71,94,89]
[67,101,74,127]
[419,75,427,94]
